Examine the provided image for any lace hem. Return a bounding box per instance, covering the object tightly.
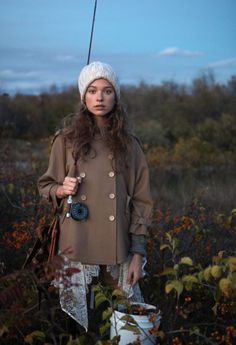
[53,255,146,330]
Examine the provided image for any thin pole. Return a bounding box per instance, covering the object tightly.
[87,0,97,65]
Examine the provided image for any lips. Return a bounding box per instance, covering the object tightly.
[94,105,105,109]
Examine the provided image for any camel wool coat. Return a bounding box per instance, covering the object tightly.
[38,133,153,265]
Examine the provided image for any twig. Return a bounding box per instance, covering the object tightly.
[0,184,27,211]
[167,328,217,345]
[23,298,46,315]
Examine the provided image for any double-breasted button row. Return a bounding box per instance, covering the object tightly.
[80,171,115,178]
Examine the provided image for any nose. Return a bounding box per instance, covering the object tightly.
[96,90,103,102]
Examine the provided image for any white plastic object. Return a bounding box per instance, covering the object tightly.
[110,302,161,345]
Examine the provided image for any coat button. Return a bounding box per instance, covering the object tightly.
[109,215,115,221]
[108,153,114,160]
[80,172,86,178]
[81,194,87,201]
[109,193,115,199]
[108,171,115,178]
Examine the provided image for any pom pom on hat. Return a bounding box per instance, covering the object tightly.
[78,61,120,102]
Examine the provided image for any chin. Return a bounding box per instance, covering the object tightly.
[93,111,107,117]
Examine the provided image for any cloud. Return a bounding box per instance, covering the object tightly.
[205,58,236,69]
[0,69,44,81]
[6,81,41,90]
[56,54,77,62]
[157,47,203,57]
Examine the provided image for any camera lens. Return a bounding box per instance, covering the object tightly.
[70,202,89,221]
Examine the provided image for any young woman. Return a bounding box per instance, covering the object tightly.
[38,61,153,330]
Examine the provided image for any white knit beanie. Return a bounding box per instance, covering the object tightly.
[78,61,120,102]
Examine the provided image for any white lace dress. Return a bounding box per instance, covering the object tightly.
[54,255,146,330]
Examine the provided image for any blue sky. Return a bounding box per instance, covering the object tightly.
[0,0,236,94]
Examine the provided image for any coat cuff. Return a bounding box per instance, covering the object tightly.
[129,223,147,235]
[130,234,146,256]
[129,215,151,235]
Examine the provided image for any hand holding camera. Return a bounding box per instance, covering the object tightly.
[56,176,89,221]
[56,176,81,198]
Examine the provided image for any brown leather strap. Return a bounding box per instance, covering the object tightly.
[48,217,59,262]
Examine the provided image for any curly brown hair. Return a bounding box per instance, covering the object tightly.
[61,102,132,164]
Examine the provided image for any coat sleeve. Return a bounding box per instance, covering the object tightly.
[129,138,153,236]
[38,134,67,213]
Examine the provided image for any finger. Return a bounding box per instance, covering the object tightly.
[63,180,77,189]
[63,183,75,192]
[64,176,78,184]
[132,274,138,287]
[127,270,133,285]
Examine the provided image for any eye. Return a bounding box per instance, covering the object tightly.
[105,89,113,95]
[87,89,96,94]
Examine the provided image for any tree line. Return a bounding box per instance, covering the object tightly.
[0,74,236,154]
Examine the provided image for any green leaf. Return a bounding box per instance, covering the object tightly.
[179,257,193,266]
[113,299,130,311]
[165,232,172,242]
[160,244,171,251]
[159,267,176,276]
[219,278,232,297]
[172,238,178,251]
[182,275,198,291]
[165,280,183,297]
[99,321,111,336]
[165,283,174,294]
[197,271,204,282]
[25,331,45,344]
[102,307,112,321]
[120,314,138,326]
[120,323,141,335]
[92,284,103,294]
[228,256,236,272]
[173,280,184,297]
[203,266,212,281]
[182,275,198,284]
[211,265,222,279]
[95,292,109,308]
[112,289,124,297]
[212,303,218,315]
[231,272,236,288]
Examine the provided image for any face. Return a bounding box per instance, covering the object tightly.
[84,78,116,118]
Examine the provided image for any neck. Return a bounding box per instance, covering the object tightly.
[94,116,106,128]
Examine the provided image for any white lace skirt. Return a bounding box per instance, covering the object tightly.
[53,255,146,330]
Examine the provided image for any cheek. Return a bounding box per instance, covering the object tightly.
[84,95,94,109]
[84,93,91,103]
[109,95,116,108]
